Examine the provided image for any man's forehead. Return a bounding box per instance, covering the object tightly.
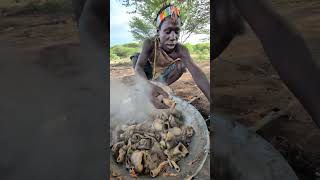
[161,18,181,29]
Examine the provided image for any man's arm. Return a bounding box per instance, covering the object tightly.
[135,39,153,80]
[135,39,169,109]
[165,61,185,85]
[180,46,210,101]
[232,0,320,127]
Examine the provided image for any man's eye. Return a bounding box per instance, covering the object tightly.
[166,31,171,34]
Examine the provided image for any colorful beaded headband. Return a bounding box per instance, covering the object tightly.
[156,5,180,27]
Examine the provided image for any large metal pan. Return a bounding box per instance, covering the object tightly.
[212,113,299,180]
[110,95,210,179]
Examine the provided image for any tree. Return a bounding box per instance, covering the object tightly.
[118,0,210,43]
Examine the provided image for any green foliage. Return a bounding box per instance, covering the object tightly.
[129,16,156,41]
[110,52,121,61]
[184,43,194,52]
[186,42,209,53]
[119,0,210,42]
[110,43,140,62]
[192,43,209,54]
[184,42,210,61]
[122,42,141,49]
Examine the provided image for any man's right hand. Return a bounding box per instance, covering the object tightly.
[150,83,170,109]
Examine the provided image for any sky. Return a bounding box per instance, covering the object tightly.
[110,0,209,46]
[110,0,135,46]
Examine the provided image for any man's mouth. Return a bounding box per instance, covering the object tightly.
[166,44,176,49]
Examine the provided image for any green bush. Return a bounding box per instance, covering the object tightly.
[193,43,210,53]
[184,43,194,53]
[202,48,209,55]
[184,42,209,58]
[111,45,139,59]
[184,42,210,61]
[110,53,120,61]
[122,42,140,49]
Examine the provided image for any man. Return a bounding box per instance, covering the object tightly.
[134,4,210,109]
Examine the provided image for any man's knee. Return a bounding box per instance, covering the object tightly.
[130,53,140,68]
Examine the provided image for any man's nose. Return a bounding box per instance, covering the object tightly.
[169,31,178,40]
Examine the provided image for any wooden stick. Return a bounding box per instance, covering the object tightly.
[250,110,287,132]
[188,96,199,104]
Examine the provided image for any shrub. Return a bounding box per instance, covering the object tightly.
[111,45,139,59]
[110,53,120,61]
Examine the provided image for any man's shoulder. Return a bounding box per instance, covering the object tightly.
[143,38,156,45]
[142,38,156,52]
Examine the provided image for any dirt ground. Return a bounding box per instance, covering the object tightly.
[213,1,320,179]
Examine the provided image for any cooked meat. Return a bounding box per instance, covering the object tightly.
[111,99,194,177]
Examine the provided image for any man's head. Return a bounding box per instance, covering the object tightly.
[155,5,182,52]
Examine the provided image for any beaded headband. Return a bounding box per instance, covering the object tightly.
[156,5,180,27]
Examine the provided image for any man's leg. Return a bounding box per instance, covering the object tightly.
[130,53,153,80]
[130,53,140,68]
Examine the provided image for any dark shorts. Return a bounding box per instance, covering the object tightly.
[130,53,153,80]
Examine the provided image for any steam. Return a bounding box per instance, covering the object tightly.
[110,76,155,130]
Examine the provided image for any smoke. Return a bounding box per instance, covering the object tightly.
[110,76,155,130]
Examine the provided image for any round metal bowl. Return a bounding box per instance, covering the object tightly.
[110,95,210,179]
[212,113,299,180]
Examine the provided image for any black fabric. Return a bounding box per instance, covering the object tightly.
[130,53,153,80]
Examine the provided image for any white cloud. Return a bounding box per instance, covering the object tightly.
[110,0,136,46]
[110,0,134,25]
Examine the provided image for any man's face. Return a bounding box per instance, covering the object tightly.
[158,18,181,52]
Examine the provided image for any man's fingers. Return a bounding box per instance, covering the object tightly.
[177,62,182,72]
[176,61,186,73]
[153,85,169,98]
[149,84,171,108]
[158,88,169,98]
[151,98,169,109]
